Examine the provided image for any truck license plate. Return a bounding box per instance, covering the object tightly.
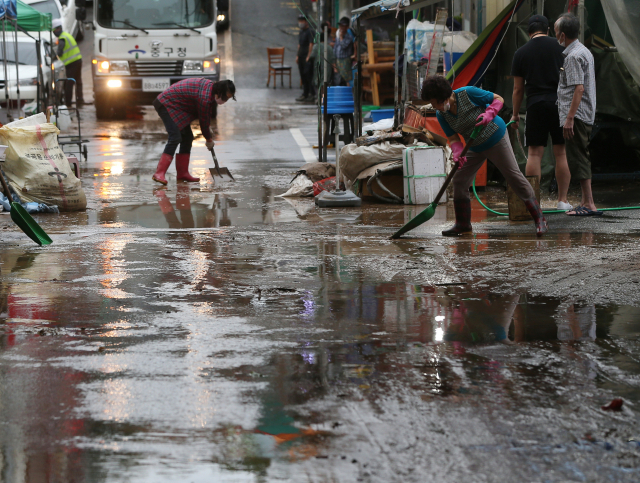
[142,78,171,92]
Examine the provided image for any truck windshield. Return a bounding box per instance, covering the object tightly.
[0,42,39,66]
[29,0,61,20]
[97,0,214,29]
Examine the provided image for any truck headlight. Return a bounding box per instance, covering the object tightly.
[109,61,130,75]
[217,14,225,22]
[97,60,109,73]
[182,60,203,75]
[97,60,130,75]
[203,58,219,73]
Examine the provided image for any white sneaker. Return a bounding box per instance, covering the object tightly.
[557,201,573,211]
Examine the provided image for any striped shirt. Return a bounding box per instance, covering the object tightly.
[557,40,596,126]
[156,78,215,139]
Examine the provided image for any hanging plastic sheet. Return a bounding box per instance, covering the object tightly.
[445,0,525,88]
[600,0,640,87]
[4,0,16,19]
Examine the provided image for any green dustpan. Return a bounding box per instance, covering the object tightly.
[0,172,53,246]
[391,121,514,239]
[10,203,53,246]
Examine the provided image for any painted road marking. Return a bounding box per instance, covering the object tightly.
[290,128,317,163]
[223,2,234,82]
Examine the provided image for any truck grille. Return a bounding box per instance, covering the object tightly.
[129,60,183,76]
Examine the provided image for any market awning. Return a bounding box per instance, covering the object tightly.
[352,0,446,21]
[3,0,52,31]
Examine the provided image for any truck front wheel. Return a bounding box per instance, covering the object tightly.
[95,94,111,119]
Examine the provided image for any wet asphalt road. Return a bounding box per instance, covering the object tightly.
[2,1,640,482]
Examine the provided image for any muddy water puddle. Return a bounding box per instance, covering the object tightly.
[2,238,640,481]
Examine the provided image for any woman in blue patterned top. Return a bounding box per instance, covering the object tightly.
[421,75,547,237]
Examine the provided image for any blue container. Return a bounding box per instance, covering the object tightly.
[329,86,352,93]
[370,109,394,122]
[444,52,464,72]
[322,102,355,115]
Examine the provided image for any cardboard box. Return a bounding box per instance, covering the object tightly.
[403,146,447,205]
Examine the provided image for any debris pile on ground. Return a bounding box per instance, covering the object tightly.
[280,162,336,197]
[0,113,86,212]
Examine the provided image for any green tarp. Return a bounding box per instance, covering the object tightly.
[5,0,52,32]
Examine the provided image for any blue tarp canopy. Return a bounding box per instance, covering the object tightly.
[0,0,18,19]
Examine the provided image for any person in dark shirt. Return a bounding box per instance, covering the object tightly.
[296,14,315,102]
[511,15,572,211]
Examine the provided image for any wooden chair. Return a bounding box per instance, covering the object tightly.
[267,47,292,89]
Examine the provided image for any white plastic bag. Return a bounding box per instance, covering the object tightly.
[0,122,86,211]
[279,173,314,197]
[405,19,434,63]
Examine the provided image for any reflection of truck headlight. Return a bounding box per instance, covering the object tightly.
[18,77,39,86]
[107,80,122,88]
[182,61,203,75]
[217,14,225,21]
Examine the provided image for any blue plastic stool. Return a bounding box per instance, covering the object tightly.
[323,87,355,147]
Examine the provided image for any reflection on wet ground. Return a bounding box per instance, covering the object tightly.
[2,223,640,481]
[1,90,640,482]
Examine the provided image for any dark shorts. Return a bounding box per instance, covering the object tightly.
[525,100,565,147]
[566,118,593,181]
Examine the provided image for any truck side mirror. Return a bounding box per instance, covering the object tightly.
[76,7,86,21]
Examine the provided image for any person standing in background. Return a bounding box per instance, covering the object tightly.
[52,18,85,106]
[333,17,355,86]
[555,13,601,216]
[296,15,315,102]
[510,15,572,212]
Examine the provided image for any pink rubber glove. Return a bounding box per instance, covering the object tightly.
[451,141,467,168]
[475,98,504,127]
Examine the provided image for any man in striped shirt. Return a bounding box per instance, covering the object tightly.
[555,13,600,216]
[152,78,236,185]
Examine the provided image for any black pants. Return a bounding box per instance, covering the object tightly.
[64,59,83,105]
[153,98,194,156]
[298,58,313,97]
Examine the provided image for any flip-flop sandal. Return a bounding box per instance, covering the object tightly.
[566,206,604,216]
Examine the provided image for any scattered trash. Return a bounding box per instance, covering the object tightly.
[601,398,623,411]
[279,173,314,197]
[313,176,336,196]
[0,191,59,214]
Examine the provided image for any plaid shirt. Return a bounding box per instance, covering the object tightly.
[334,29,354,59]
[157,78,215,139]
[557,40,596,126]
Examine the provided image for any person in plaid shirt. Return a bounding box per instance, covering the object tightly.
[152,78,236,185]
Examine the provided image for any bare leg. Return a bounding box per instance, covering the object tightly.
[579,179,596,211]
[525,145,544,179]
[552,144,571,204]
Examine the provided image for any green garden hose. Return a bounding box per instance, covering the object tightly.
[471,178,640,215]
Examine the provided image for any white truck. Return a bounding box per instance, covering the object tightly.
[91,0,221,118]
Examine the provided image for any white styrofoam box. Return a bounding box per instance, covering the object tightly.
[403,146,447,205]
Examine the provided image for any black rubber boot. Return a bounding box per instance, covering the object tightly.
[524,197,548,236]
[442,199,473,236]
